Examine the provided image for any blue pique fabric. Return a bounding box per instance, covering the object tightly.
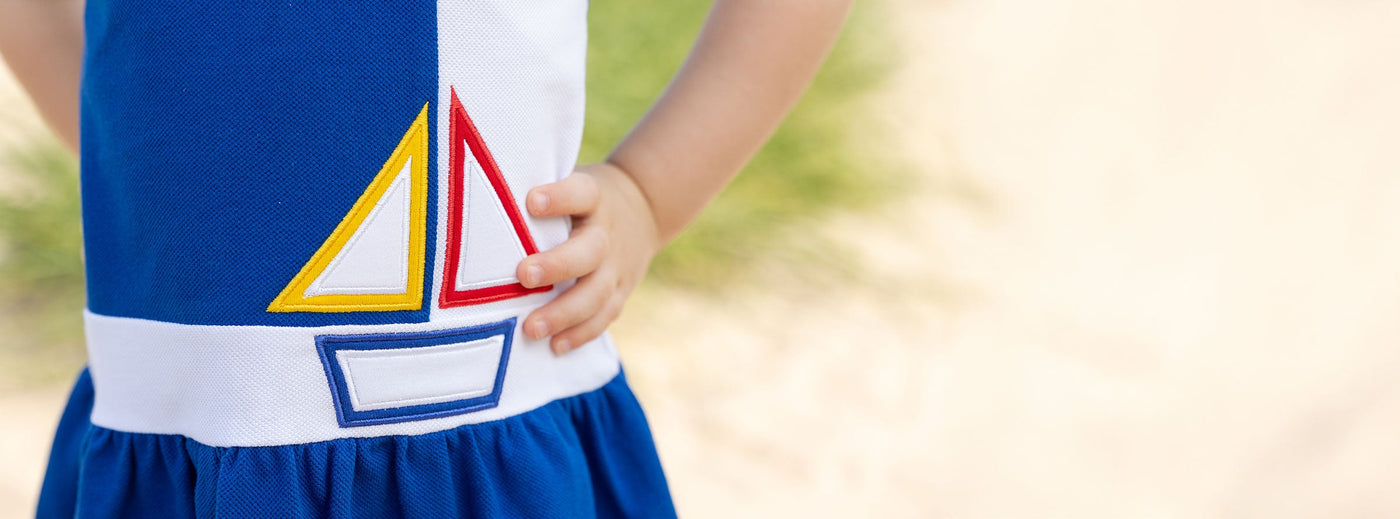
[37,370,677,519]
[80,0,439,327]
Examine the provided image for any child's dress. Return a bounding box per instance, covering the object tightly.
[34,1,676,517]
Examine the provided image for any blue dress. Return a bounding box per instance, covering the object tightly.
[34,1,676,517]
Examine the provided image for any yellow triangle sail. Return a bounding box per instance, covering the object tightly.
[268,103,430,313]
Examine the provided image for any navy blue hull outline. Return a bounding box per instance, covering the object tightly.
[315,318,515,427]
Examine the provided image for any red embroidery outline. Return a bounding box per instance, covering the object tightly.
[440,88,551,307]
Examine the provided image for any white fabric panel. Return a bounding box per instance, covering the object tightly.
[85,304,620,447]
[432,0,587,319]
[305,163,411,296]
[336,335,503,411]
[456,159,528,290]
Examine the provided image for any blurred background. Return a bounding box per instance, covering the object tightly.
[5,0,1400,516]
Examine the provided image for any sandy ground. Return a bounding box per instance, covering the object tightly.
[634,0,1400,516]
[7,0,1400,517]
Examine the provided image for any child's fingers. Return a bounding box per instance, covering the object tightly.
[527,173,600,217]
[550,295,624,355]
[516,227,607,288]
[522,271,612,341]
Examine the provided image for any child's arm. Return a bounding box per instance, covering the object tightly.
[0,0,84,150]
[518,0,853,354]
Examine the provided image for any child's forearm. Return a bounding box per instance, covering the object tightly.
[607,0,853,245]
[0,0,84,150]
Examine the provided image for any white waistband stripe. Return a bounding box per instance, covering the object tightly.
[84,309,620,447]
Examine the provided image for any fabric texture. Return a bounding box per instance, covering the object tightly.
[79,0,586,327]
[35,370,93,519]
[38,369,676,519]
[64,0,673,516]
[80,0,441,326]
[83,310,621,447]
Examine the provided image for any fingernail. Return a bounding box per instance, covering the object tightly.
[524,265,542,286]
[529,319,549,340]
[552,338,571,356]
[529,193,548,215]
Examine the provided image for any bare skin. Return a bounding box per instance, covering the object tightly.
[0,0,853,354]
[520,0,852,353]
[0,0,82,150]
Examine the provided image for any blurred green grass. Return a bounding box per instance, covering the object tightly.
[0,0,901,385]
[0,141,86,386]
[584,0,903,286]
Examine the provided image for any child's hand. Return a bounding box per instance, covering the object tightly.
[517,163,660,355]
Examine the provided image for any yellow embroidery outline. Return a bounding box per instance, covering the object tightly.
[268,103,430,313]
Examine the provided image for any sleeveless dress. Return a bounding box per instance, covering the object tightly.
[34,1,676,517]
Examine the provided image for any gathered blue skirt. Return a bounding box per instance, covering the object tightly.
[36,369,676,519]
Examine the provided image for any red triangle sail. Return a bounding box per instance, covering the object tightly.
[440,88,551,308]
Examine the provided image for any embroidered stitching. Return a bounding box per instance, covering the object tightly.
[315,318,516,427]
[305,170,413,295]
[440,88,551,308]
[337,340,497,410]
[268,103,431,313]
[454,159,530,290]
